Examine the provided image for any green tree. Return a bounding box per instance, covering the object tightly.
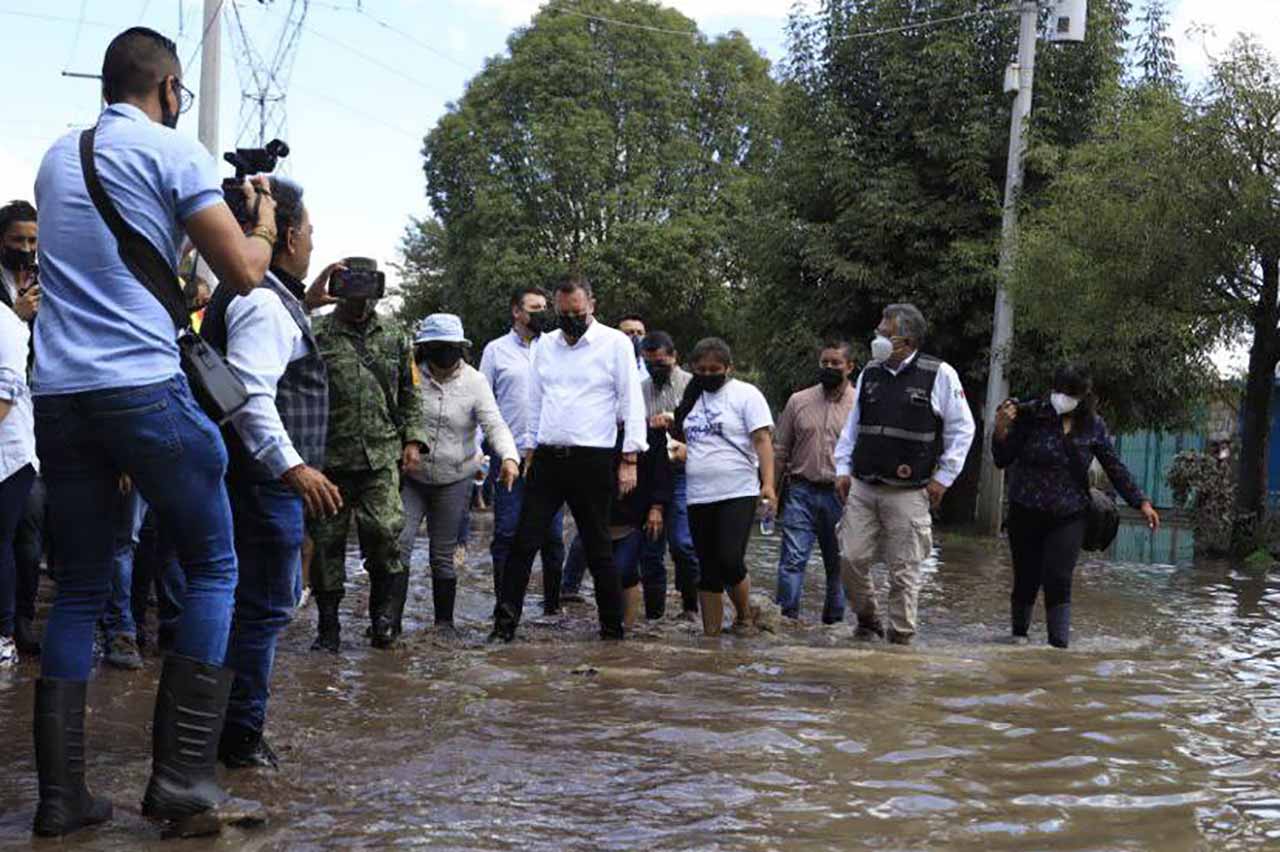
[1014,37,1280,544]
[1133,0,1178,87]
[400,0,778,351]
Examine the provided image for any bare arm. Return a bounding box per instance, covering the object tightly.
[753,426,777,505]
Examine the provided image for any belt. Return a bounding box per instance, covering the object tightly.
[797,477,835,490]
[537,444,612,458]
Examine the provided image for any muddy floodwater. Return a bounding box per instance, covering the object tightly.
[2,515,1279,850]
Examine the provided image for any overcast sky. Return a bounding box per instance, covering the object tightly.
[1,0,1277,346]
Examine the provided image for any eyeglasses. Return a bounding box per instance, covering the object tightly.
[172,78,195,115]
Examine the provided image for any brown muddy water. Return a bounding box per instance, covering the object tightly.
[1,515,1278,850]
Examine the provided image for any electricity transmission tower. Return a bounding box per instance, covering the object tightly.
[226,0,309,149]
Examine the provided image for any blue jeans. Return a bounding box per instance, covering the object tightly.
[131,506,186,650]
[224,478,303,733]
[34,376,237,680]
[0,463,36,636]
[102,488,147,642]
[775,480,847,623]
[490,452,564,591]
[614,529,646,589]
[639,469,700,613]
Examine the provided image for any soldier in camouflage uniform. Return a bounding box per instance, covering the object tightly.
[309,291,428,651]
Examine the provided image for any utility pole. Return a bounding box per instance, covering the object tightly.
[975,0,1040,535]
[197,0,223,156]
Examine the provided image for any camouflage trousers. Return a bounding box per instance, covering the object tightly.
[308,465,406,596]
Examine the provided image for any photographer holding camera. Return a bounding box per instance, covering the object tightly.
[309,259,427,653]
[200,176,342,769]
[29,27,276,840]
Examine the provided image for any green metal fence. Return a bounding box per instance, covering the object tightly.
[1112,430,1204,510]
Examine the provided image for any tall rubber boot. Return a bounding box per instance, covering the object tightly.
[310,592,341,653]
[375,571,408,647]
[141,655,267,838]
[1046,604,1071,649]
[542,562,562,616]
[32,679,113,837]
[643,582,666,621]
[367,570,390,646]
[433,577,457,627]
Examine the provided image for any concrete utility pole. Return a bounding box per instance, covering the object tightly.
[975,0,1041,535]
[197,0,223,156]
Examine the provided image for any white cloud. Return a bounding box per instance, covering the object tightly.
[1171,0,1280,81]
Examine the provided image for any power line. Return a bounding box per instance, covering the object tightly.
[838,7,1017,41]
[545,5,698,37]
[183,0,226,71]
[63,0,89,71]
[0,9,111,27]
[289,81,420,140]
[346,5,476,72]
[301,23,452,95]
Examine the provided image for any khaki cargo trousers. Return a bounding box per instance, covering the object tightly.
[837,478,933,638]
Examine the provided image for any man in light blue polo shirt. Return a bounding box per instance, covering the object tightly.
[29,27,277,841]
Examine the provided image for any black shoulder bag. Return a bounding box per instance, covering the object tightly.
[79,127,248,424]
[1061,424,1120,553]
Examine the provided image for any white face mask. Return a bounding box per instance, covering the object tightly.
[870,335,894,362]
[1050,392,1079,416]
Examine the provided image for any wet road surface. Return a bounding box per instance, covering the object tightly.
[2,515,1279,850]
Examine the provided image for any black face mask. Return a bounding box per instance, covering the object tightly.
[525,311,553,336]
[692,373,727,394]
[647,362,673,386]
[558,313,590,339]
[630,336,643,356]
[1,247,35,271]
[818,366,846,390]
[423,346,463,369]
[159,79,180,130]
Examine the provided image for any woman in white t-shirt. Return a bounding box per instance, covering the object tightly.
[0,302,37,666]
[672,338,775,636]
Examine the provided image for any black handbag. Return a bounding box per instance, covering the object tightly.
[1061,426,1120,553]
[79,127,249,424]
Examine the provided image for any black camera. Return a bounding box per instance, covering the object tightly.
[328,256,386,301]
[222,139,290,226]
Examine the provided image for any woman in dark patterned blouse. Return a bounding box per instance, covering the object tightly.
[992,365,1160,648]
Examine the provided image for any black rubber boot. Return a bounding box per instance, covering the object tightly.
[643,582,666,621]
[15,615,41,656]
[141,655,267,837]
[1046,604,1071,649]
[854,614,885,641]
[310,592,341,653]
[371,568,399,647]
[386,562,412,637]
[433,577,457,626]
[218,721,280,770]
[489,602,518,643]
[32,679,113,837]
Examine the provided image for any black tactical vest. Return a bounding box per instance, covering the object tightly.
[851,354,942,488]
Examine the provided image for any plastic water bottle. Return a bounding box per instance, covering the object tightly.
[759,500,776,536]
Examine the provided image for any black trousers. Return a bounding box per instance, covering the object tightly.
[13,473,45,622]
[497,446,623,638]
[1007,501,1085,648]
[688,496,756,594]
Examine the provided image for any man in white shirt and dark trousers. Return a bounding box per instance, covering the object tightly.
[478,287,565,604]
[834,304,975,645]
[490,275,647,642]
[201,178,342,769]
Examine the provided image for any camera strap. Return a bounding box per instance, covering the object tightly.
[78,127,190,332]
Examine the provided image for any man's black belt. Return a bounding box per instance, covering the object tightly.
[537,444,613,458]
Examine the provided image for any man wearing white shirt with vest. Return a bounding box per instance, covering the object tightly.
[834,303,975,646]
[490,275,647,642]
[478,286,565,604]
[201,178,342,770]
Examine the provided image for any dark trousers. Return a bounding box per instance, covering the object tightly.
[688,496,756,594]
[13,473,44,623]
[497,446,623,638]
[131,507,185,651]
[1007,501,1085,648]
[1,464,36,636]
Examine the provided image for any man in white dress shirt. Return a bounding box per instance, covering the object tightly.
[833,303,975,645]
[201,178,342,769]
[478,287,565,606]
[490,275,647,641]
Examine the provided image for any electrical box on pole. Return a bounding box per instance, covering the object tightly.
[1046,0,1087,43]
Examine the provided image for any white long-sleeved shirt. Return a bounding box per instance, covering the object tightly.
[225,282,309,479]
[833,352,975,487]
[0,304,36,481]
[526,319,647,454]
[480,328,539,452]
